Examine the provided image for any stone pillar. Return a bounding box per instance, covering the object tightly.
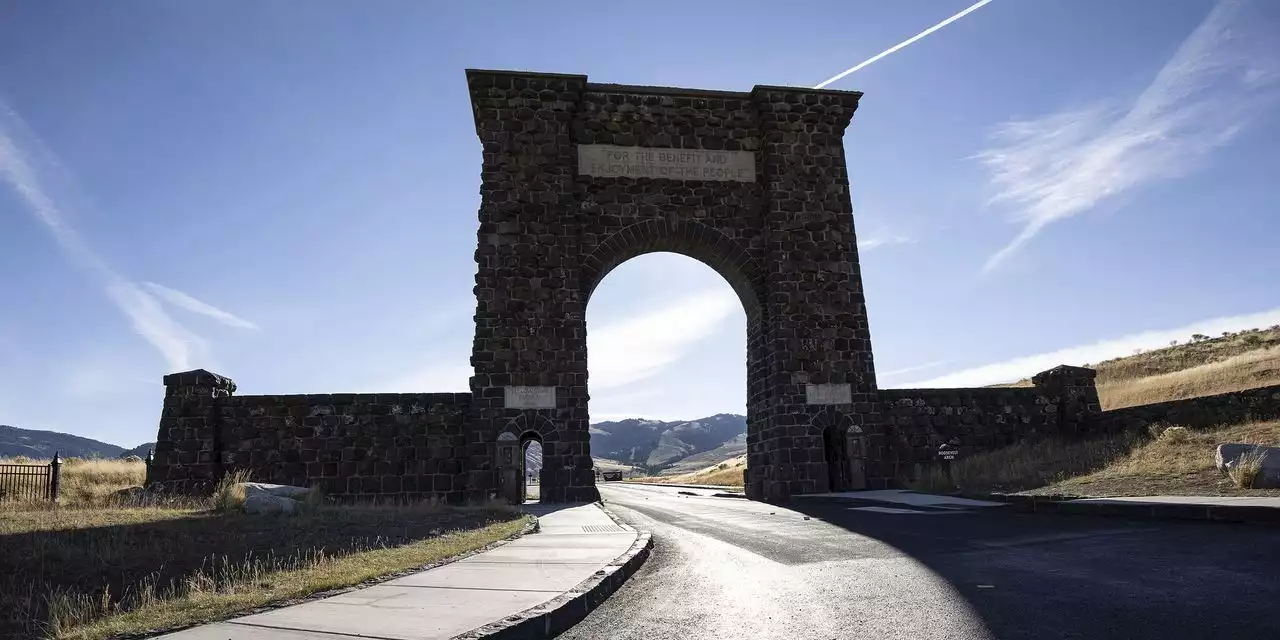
[466,69,598,503]
[1032,365,1102,438]
[150,369,236,494]
[750,85,880,499]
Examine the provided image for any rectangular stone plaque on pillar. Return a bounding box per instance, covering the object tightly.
[577,144,756,182]
[504,386,557,409]
[806,383,851,405]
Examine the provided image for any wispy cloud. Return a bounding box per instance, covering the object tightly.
[976,0,1280,271]
[589,288,741,390]
[815,0,995,89]
[858,234,914,252]
[880,360,952,378]
[371,289,741,394]
[899,306,1280,388]
[144,282,259,330]
[0,102,251,371]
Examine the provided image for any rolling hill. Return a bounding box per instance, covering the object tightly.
[0,425,136,459]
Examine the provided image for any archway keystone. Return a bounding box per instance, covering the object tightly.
[467,69,881,503]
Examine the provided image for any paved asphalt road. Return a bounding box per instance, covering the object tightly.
[556,483,1280,640]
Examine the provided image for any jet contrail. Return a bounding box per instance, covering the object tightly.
[814,0,996,89]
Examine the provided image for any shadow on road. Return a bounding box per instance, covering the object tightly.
[786,497,1280,640]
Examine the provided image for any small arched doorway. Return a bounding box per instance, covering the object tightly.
[814,410,868,493]
[520,433,543,503]
[823,425,851,492]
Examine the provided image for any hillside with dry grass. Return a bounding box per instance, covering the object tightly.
[0,459,527,639]
[906,420,1280,498]
[994,326,1280,409]
[628,455,746,489]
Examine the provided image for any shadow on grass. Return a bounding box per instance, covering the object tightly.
[0,502,520,639]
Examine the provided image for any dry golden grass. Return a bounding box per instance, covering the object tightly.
[0,462,529,640]
[629,455,746,488]
[909,420,1280,497]
[1227,447,1269,489]
[986,327,1280,409]
[0,457,147,507]
[906,433,1140,495]
[1097,346,1280,409]
[46,514,529,640]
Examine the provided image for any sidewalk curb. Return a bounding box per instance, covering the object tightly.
[960,492,1280,527]
[454,502,654,640]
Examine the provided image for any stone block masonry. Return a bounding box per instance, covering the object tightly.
[879,366,1104,477]
[149,370,479,502]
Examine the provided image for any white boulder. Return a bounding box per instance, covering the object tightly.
[1215,443,1280,489]
[238,483,311,515]
[240,483,312,499]
[243,493,303,515]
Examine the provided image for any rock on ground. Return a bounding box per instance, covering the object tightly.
[1215,443,1280,488]
[239,483,311,515]
[243,493,303,515]
[240,482,312,499]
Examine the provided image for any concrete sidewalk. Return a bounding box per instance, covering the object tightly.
[158,502,646,640]
[1069,495,1280,508]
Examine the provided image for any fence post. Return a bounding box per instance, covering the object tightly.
[145,449,154,486]
[49,452,62,503]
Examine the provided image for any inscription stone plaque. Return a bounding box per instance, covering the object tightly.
[578,144,756,182]
[504,386,557,409]
[806,383,852,405]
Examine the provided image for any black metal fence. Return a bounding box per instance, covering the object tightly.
[0,454,61,503]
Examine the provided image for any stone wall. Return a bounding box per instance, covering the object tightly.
[1100,384,1280,432]
[149,369,479,502]
[878,365,1103,476]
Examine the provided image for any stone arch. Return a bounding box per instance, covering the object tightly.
[501,412,556,440]
[580,218,766,322]
[467,69,877,504]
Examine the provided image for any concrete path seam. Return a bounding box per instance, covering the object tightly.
[451,502,654,640]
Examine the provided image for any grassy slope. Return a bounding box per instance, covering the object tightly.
[909,328,1280,497]
[908,421,1280,497]
[0,459,530,639]
[629,455,747,488]
[990,327,1280,408]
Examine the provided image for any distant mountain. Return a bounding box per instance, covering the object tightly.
[0,425,128,459]
[121,443,155,459]
[589,413,745,472]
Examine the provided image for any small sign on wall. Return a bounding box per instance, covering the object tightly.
[504,386,557,409]
[805,383,852,405]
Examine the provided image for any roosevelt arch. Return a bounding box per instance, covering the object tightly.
[467,69,879,504]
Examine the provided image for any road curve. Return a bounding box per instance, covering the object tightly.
[554,483,1280,640]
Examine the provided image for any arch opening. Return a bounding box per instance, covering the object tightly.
[581,219,765,324]
[585,249,759,485]
[520,433,543,503]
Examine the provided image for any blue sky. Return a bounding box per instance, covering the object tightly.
[2,0,1278,448]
